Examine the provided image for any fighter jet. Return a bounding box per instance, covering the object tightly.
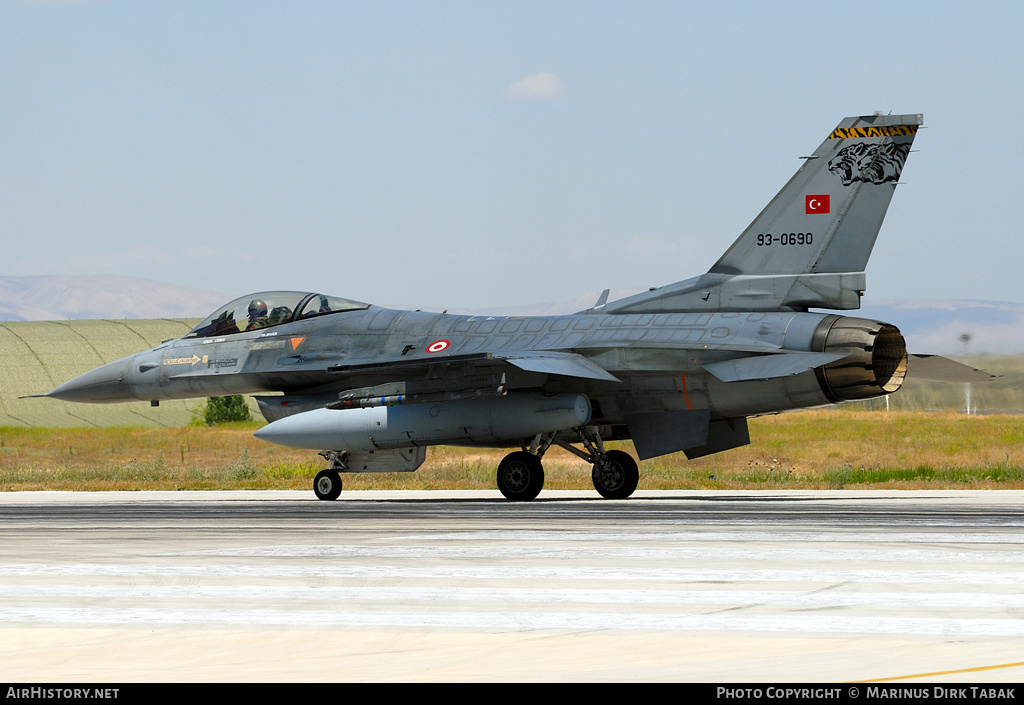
[40,113,990,501]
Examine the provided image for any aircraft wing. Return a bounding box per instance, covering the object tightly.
[326,352,493,375]
[498,352,621,382]
[326,350,620,382]
[256,349,623,422]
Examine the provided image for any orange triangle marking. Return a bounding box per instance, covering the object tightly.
[290,337,304,350]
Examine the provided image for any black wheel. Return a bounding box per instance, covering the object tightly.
[592,449,639,499]
[496,451,545,501]
[313,469,343,501]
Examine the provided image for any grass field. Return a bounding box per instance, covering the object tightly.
[3,409,1023,492]
[3,319,1023,492]
[0,319,206,428]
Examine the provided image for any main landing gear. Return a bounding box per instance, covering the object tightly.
[310,431,640,502]
[496,426,639,501]
[496,451,545,501]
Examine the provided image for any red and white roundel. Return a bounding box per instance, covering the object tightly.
[426,339,450,353]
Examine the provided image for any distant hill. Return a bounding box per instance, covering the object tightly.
[0,275,227,321]
[857,300,1024,356]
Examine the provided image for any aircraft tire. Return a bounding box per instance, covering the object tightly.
[496,451,544,501]
[313,469,343,501]
[592,450,639,499]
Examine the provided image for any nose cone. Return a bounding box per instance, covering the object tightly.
[45,357,137,403]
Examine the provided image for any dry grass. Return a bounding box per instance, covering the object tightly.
[1,410,1023,492]
[666,410,1024,489]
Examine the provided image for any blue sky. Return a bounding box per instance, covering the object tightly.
[3,1,1023,311]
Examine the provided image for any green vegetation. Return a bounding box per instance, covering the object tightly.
[2,410,1023,492]
[193,396,253,426]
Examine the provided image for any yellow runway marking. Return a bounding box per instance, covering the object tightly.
[853,660,1024,682]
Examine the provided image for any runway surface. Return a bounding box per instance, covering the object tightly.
[2,489,1024,682]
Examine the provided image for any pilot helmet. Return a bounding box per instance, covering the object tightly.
[248,299,268,320]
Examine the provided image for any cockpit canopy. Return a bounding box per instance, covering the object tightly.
[185,291,370,339]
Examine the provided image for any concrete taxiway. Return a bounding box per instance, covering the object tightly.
[2,489,1024,682]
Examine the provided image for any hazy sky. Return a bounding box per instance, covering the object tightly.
[4,1,1023,312]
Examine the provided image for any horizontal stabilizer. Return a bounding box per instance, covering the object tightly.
[704,351,850,383]
[906,355,996,383]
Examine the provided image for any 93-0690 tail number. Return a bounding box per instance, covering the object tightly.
[756,232,813,247]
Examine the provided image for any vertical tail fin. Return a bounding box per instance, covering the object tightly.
[605,113,923,314]
[711,113,922,278]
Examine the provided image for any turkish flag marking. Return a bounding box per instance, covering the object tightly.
[806,195,830,214]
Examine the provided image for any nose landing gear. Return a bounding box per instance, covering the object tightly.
[313,450,346,501]
[313,468,343,501]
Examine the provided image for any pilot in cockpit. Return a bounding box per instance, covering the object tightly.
[245,299,269,330]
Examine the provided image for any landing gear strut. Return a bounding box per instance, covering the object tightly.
[571,426,639,499]
[494,426,640,501]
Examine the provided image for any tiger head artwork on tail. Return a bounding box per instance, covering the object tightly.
[828,141,911,186]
